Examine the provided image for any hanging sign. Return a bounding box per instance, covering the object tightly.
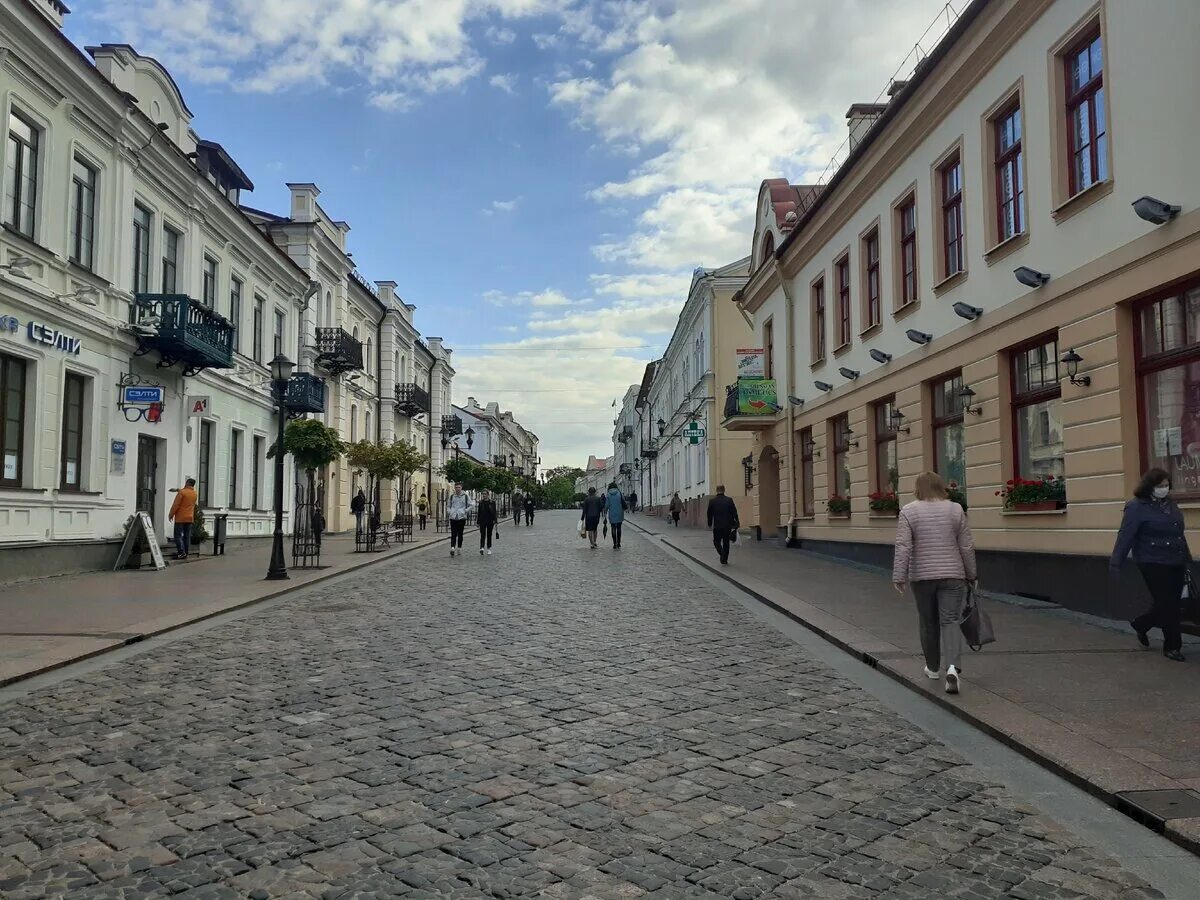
[684,421,707,445]
[188,396,211,416]
[121,386,164,406]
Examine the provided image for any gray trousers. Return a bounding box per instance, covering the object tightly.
[912,579,968,672]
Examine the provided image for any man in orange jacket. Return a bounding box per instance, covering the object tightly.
[169,478,198,560]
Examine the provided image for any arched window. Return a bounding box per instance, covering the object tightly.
[324,292,332,326]
[350,404,358,442]
[352,325,359,340]
[400,354,406,381]
[394,350,400,381]
[365,409,372,441]
[760,231,775,266]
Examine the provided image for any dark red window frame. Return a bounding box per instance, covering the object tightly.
[1134,279,1200,496]
[799,427,815,517]
[812,279,826,361]
[899,198,917,305]
[994,102,1024,241]
[864,230,880,328]
[874,397,898,493]
[1010,334,1061,478]
[940,155,964,277]
[931,371,965,478]
[1064,29,1106,196]
[832,414,852,501]
[836,256,851,347]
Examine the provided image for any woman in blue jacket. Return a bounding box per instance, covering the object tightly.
[603,482,627,550]
[1110,468,1190,661]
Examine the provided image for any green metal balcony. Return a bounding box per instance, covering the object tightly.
[285,372,326,416]
[131,293,234,376]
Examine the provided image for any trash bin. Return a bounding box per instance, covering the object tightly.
[212,513,228,556]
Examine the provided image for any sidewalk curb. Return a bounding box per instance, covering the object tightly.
[629,521,1200,857]
[1,533,456,689]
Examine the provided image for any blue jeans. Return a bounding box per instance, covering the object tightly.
[173,523,192,558]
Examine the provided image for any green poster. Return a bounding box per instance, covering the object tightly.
[737,378,778,415]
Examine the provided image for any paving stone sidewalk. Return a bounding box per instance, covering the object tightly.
[0,512,1177,897]
[628,512,1200,852]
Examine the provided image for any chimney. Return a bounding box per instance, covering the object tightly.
[376,280,396,305]
[287,183,320,223]
[467,397,477,408]
[845,103,887,151]
[888,79,909,99]
[33,0,68,28]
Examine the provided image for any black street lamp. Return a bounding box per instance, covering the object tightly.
[266,353,294,581]
[465,427,475,449]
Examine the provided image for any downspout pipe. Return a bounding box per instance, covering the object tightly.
[778,264,798,545]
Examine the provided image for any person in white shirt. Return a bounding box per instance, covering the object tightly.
[447,484,473,557]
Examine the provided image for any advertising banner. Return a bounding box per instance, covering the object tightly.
[736,348,765,378]
[737,378,778,415]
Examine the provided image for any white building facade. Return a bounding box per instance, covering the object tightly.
[1,3,308,577]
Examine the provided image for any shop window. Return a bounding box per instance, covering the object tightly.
[229,428,242,508]
[1,353,28,487]
[832,414,852,501]
[198,420,214,507]
[252,435,264,510]
[874,397,899,493]
[800,427,815,516]
[60,372,86,490]
[931,372,966,488]
[1011,335,1064,483]
[1137,282,1200,497]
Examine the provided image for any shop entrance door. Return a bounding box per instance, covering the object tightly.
[136,435,159,523]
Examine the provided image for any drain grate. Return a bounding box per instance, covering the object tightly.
[1115,789,1200,829]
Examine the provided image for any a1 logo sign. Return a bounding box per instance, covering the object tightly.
[188,396,211,416]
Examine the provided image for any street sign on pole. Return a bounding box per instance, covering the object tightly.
[684,421,706,445]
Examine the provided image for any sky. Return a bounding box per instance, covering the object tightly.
[66,0,956,470]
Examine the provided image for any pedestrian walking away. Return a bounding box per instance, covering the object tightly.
[447,483,472,556]
[669,491,682,526]
[311,507,325,551]
[707,484,740,565]
[351,489,367,535]
[417,493,428,531]
[628,490,638,513]
[893,471,977,695]
[477,490,499,555]
[524,494,536,526]
[512,490,523,526]
[580,487,605,549]
[168,477,198,560]
[1111,468,1190,662]
[603,481,627,549]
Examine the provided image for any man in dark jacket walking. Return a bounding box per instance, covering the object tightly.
[477,491,499,555]
[707,485,740,565]
[581,488,606,549]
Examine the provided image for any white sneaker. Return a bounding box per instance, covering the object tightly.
[923,666,941,680]
[945,666,960,695]
[487,549,493,555]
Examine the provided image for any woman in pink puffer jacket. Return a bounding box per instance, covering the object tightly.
[892,471,977,696]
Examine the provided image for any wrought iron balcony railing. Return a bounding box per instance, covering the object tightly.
[724,384,739,419]
[617,424,634,443]
[131,293,234,375]
[285,372,326,416]
[441,414,463,436]
[314,327,363,375]
[394,382,431,417]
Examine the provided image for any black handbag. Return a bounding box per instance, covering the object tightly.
[1182,569,1200,623]
[960,584,996,651]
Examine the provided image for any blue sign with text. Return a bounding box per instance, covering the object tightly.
[121,386,164,405]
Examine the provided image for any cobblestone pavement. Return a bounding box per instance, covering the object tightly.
[0,513,1168,898]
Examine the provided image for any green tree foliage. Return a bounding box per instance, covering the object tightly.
[271,418,345,473]
[440,455,478,487]
[544,465,585,483]
[346,439,429,482]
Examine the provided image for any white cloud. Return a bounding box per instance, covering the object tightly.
[489,73,519,94]
[482,196,523,215]
[79,0,563,109]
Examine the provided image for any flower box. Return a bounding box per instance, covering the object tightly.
[1012,501,1058,512]
[868,490,899,515]
[870,509,900,518]
[997,475,1066,511]
[829,512,851,520]
[827,495,851,516]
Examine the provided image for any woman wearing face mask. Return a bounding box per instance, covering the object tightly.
[1110,469,1190,662]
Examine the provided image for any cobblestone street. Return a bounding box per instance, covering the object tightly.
[0,513,1175,898]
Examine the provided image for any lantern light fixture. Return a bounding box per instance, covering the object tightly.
[1060,348,1092,387]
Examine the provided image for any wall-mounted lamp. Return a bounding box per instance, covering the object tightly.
[657,417,666,436]
[906,329,932,345]
[788,395,805,408]
[1060,348,1091,387]
[814,380,833,392]
[869,349,892,365]
[801,435,822,459]
[844,427,860,450]
[0,255,35,279]
[958,384,983,416]
[1014,266,1050,288]
[952,302,983,321]
[888,408,910,435]
[838,367,860,381]
[1132,196,1180,226]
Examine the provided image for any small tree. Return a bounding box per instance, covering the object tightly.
[441,455,477,487]
[271,419,345,474]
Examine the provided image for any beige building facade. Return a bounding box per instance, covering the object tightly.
[727,0,1200,615]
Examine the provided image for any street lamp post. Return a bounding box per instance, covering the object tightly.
[266,353,294,581]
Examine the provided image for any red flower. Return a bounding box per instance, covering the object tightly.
[1006,479,1015,486]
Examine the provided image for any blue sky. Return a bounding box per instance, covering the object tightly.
[66,0,951,468]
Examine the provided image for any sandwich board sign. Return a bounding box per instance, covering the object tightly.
[113,512,166,571]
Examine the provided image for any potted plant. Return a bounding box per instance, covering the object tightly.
[828,494,851,517]
[997,474,1066,511]
[868,490,900,516]
[947,481,968,511]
